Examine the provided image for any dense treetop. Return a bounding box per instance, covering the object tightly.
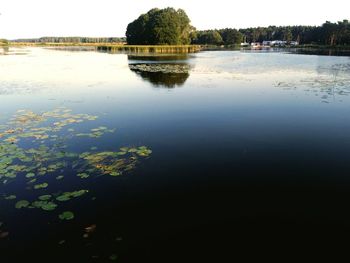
[126,8,194,45]
[194,20,350,46]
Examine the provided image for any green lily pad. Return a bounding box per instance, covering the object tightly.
[25,173,35,178]
[32,200,57,211]
[56,190,88,202]
[77,173,89,179]
[34,183,48,189]
[28,178,37,184]
[41,202,57,211]
[15,200,30,209]
[5,195,16,200]
[56,195,71,202]
[38,195,52,201]
[56,175,64,180]
[59,211,74,220]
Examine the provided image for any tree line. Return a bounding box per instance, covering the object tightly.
[193,20,350,46]
[11,37,126,43]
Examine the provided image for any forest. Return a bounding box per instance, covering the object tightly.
[11,37,126,43]
[4,12,349,47]
[194,20,350,46]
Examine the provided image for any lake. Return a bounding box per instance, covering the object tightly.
[1,47,350,261]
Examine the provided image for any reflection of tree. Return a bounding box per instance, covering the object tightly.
[0,46,9,54]
[128,63,190,88]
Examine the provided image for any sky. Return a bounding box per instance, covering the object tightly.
[1,0,349,39]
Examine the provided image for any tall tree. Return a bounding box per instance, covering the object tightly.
[126,8,194,45]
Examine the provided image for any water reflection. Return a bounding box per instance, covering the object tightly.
[0,46,29,55]
[128,54,191,88]
[129,64,190,88]
[275,60,350,103]
[128,54,189,61]
[291,48,350,57]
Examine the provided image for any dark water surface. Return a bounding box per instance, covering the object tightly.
[1,47,350,261]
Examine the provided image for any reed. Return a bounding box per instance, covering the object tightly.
[97,45,201,53]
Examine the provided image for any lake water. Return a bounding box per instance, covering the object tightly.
[1,47,350,261]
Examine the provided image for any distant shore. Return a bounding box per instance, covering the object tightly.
[2,42,350,55]
[4,42,201,53]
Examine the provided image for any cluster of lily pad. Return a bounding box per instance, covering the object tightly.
[129,63,190,74]
[0,107,152,220]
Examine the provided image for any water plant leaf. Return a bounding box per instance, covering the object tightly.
[32,200,57,211]
[25,172,35,178]
[77,173,89,179]
[5,195,16,200]
[34,183,48,189]
[38,195,52,201]
[15,200,30,209]
[59,211,74,220]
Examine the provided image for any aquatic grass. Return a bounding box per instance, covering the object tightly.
[97,44,201,54]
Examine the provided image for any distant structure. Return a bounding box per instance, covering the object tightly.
[240,40,299,49]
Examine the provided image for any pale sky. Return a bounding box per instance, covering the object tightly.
[1,0,349,39]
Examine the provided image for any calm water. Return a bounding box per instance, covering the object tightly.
[1,47,350,261]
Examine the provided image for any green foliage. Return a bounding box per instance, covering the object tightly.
[192,30,224,45]
[239,19,350,45]
[219,28,244,45]
[192,19,349,46]
[126,7,194,45]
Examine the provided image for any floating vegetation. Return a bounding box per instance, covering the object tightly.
[34,183,48,189]
[129,63,190,74]
[76,126,115,138]
[4,195,16,200]
[59,211,74,220]
[32,200,57,211]
[15,200,30,209]
[56,190,88,202]
[77,173,90,179]
[38,195,52,201]
[0,107,152,221]
[275,63,350,103]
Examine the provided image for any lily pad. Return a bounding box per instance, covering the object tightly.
[59,211,74,220]
[25,172,35,178]
[77,173,89,179]
[32,200,57,211]
[34,183,48,189]
[15,200,30,209]
[5,195,16,200]
[38,195,52,201]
